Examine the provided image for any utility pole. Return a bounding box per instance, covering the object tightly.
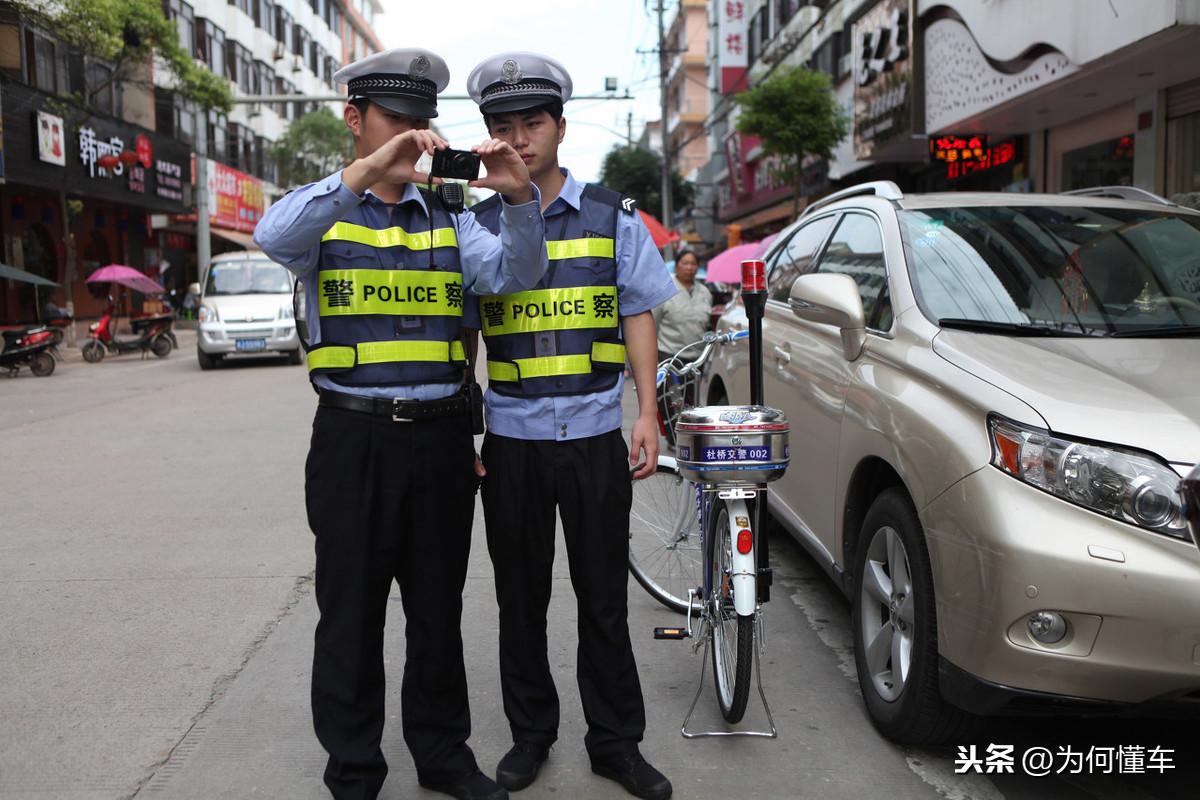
[657,0,674,260]
[195,116,210,288]
[627,111,633,147]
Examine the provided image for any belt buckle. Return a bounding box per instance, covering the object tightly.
[392,398,414,423]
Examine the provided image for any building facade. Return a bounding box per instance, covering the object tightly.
[0,0,384,324]
[697,0,1200,249]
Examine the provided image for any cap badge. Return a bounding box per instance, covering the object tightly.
[410,55,431,78]
[501,59,522,85]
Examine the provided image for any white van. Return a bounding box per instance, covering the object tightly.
[192,251,300,369]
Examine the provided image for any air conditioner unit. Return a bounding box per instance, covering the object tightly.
[273,42,285,61]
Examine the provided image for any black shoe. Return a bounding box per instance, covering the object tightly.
[495,741,551,791]
[420,769,509,800]
[590,752,672,800]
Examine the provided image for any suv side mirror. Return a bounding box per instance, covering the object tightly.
[788,273,867,360]
[188,282,201,297]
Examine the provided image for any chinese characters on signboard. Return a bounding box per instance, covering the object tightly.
[156,160,184,201]
[852,0,914,160]
[717,0,749,94]
[930,134,988,163]
[204,158,265,232]
[946,141,1016,180]
[78,126,125,177]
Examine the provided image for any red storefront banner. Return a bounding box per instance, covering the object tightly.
[176,157,265,233]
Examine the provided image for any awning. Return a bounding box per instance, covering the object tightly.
[212,228,260,249]
[0,263,60,288]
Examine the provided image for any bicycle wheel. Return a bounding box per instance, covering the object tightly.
[628,457,704,614]
[708,499,754,723]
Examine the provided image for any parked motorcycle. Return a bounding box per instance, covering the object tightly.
[1,326,57,377]
[82,297,175,363]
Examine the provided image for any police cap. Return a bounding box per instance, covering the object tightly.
[334,47,451,119]
[467,52,573,115]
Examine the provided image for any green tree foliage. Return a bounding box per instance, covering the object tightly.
[15,0,232,112]
[599,145,694,220]
[735,66,849,211]
[269,107,354,188]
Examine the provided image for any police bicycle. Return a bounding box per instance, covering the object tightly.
[628,262,788,736]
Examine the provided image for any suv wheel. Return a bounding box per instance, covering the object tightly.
[851,488,971,744]
[287,348,303,366]
[197,348,220,371]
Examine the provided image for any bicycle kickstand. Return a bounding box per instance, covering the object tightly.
[680,612,778,739]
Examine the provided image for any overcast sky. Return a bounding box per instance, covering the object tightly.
[374,0,671,184]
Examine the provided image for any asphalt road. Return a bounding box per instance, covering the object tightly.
[1,333,1195,799]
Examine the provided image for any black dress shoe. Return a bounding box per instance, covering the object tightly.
[590,752,672,800]
[495,741,551,791]
[419,769,509,800]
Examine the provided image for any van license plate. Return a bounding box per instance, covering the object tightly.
[235,338,266,352]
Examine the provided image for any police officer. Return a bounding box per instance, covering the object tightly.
[465,53,676,800]
[253,47,548,800]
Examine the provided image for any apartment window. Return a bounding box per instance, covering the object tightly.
[293,24,308,58]
[162,0,196,58]
[275,7,293,50]
[325,1,339,33]
[196,20,226,78]
[157,91,197,145]
[748,7,765,66]
[776,0,801,30]
[324,54,337,88]
[225,41,253,93]
[207,109,228,160]
[275,77,296,118]
[228,0,253,17]
[258,62,276,99]
[26,30,69,95]
[255,0,276,37]
[85,60,117,115]
[308,41,321,75]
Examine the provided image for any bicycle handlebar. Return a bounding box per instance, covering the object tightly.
[655,329,749,388]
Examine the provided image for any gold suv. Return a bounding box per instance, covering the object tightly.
[707,182,1200,743]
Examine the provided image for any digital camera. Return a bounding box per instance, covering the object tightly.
[430,148,481,181]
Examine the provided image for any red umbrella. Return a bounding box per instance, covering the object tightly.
[85,264,165,296]
[637,209,680,249]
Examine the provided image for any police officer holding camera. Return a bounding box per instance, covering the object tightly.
[254,47,547,800]
[465,53,676,800]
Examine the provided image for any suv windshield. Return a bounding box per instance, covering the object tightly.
[898,206,1200,336]
[204,261,292,296]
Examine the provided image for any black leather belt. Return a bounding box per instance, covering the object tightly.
[318,388,470,422]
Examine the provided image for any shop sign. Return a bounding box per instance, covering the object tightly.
[717,0,749,94]
[175,158,265,233]
[930,134,987,163]
[724,131,745,196]
[947,140,1017,180]
[156,160,184,202]
[79,126,126,178]
[36,111,66,166]
[852,0,915,160]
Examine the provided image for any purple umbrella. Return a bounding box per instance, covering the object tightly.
[86,264,165,296]
[705,242,768,284]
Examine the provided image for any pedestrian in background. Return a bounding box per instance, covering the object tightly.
[653,249,713,364]
[464,52,676,800]
[253,46,548,800]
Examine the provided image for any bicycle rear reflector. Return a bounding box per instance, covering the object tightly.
[737,529,753,554]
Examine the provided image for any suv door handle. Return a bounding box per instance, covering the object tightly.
[773,345,791,365]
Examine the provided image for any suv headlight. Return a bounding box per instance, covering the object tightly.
[989,415,1188,540]
[198,305,218,323]
[279,304,294,320]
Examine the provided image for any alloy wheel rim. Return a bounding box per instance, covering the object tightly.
[859,525,914,702]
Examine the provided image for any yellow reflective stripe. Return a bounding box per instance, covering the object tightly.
[307,345,357,372]
[308,340,466,372]
[479,286,619,336]
[487,355,595,382]
[357,340,454,364]
[487,360,519,382]
[591,341,626,365]
[322,221,458,250]
[546,238,615,260]
[316,269,463,317]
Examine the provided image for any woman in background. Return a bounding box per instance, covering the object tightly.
[653,249,713,364]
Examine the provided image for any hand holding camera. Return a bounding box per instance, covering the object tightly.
[466,138,533,205]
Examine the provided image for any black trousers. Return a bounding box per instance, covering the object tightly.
[480,429,646,760]
[305,405,480,800]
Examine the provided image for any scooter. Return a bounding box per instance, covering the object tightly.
[1,326,57,377]
[82,298,175,363]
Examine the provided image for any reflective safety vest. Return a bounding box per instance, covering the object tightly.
[471,183,626,398]
[305,189,467,386]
